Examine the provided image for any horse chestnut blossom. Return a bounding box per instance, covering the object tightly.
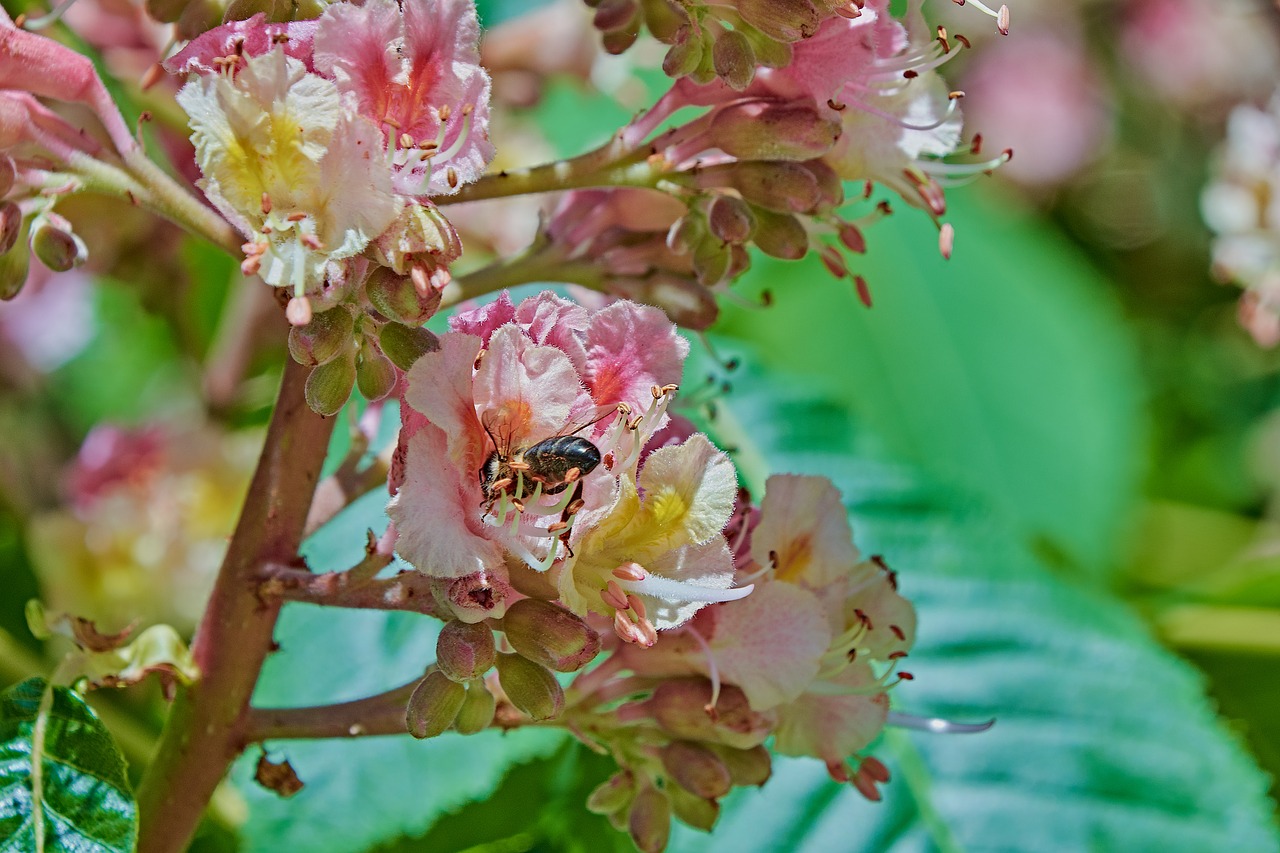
[389,291,753,639]
[164,0,493,321]
[1203,90,1280,346]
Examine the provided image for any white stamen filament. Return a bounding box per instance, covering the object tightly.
[616,575,754,605]
[886,711,995,734]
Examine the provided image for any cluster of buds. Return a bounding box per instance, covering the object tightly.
[523,0,1007,321]
[1202,89,1280,346]
[382,291,947,849]
[162,0,494,411]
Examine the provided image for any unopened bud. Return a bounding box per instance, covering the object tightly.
[587,770,636,815]
[709,102,839,161]
[628,785,671,853]
[453,681,497,734]
[436,619,496,682]
[0,202,21,255]
[356,340,397,402]
[706,195,755,244]
[379,321,440,371]
[406,670,466,739]
[666,213,706,255]
[0,227,29,301]
[661,740,732,799]
[303,348,356,416]
[692,240,731,285]
[649,679,772,749]
[502,599,601,672]
[30,212,87,272]
[741,28,793,69]
[593,0,636,31]
[726,244,751,280]
[712,29,756,90]
[223,0,271,22]
[800,159,844,212]
[176,0,222,40]
[145,0,188,23]
[712,743,772,787]
[736,0,820,42]
[662,28,703,78]
[494,653,564,720]
[430,570,511,623]
[365,265,441,326]
[288,306,354,366]
[607,274,719,330]
[666,785,718,832]
[750,208,809,260]
[0,155,15,198]
[601,26,639,55]
[695,162,820,213]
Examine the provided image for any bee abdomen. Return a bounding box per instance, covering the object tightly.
[523,436,601,490]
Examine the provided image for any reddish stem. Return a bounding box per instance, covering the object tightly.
[135,358,336,853]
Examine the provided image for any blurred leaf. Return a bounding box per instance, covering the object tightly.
[714,185,1145,571]
[0,677,137,852]
[231,490,564,853]
[475,0,555,27]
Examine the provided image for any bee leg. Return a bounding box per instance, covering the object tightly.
[557,480,585,557]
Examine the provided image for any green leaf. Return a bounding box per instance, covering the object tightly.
[714,186,1146,571]
[231,491,564,853]
[475,0,555,27]
[0,677,137,852]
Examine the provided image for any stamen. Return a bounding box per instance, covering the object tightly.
[615,574,754,605]
[685,623,722,714]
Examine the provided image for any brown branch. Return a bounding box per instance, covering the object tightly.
[244,681,420,741]
[260,558,448,620]
[135,359,336,853]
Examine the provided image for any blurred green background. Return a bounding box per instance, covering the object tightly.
[1,0,1279,850]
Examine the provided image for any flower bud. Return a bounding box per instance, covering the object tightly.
[736,0,820,42]
[356,340,397,402]
[303,348,357,416]
[712,29,756,90]
[0,202,22,256]
[801,159,844,212]
[648,679,772,749]
[0,232,29,301]
[709,103,839,162]
[706,195,755,244]
[430,570,511,623]
[660,740,732,799]
[406,670,466,739]
[145,0,187,23]
[288,307,354,366]
[453,681,497,735]
[30,212,87,272]
[695,162,820,213]
[607,274,719,330]
[601,27,639,55]
[666,785,718,832]
[501,598,601,672]
[587,770,635,815]
[365,266,441,327]
[666,213,706,256]
[592,0,636,31]
[662,28,703,78]
[436,619,497,683]
[628,785,671,853]
[494,652,564,720]
[750,207,809,260]
[0,156,15,199]
[379,321,440,371]
[692,240,730,286]
[741,28,793,69]
[712,743,772,787]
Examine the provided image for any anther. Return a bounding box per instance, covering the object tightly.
[439,104,453,122]
[948,90,965,100]
[410,264,431,295]
[625,593,647,621]
[855,275,872,308]
[140,63,164,91]
[970,133,984,155]
[955,34,972,48]
[997,5,1010,35]
[474,348,486,370]
[903,69,918,79]
[602,581,629,610]
[301,234,323,250]
[888,650,908,659]
[939,223,955,260]
[897,671,914,681]
[827,98,847,111]
[261,193,272,215]
[286,212,307,222]
[861,756,890,783]
[890,624,906,640]
[447,167,459,188]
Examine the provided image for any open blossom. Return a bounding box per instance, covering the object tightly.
[165,0,493,309]
[1202,90,1280,346]
[388,292,751,635]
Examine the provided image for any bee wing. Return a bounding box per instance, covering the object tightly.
[558,403,622,438]
[480,409,516,454]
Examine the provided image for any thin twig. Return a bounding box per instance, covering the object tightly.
[244,681,421,742]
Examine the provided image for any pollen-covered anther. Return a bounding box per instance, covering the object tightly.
[939,223,955,259]
[439,104,453,122]
[260,193,272,215]
[301,234,324,251]
[447,167,459,189]
[285,295,313,327]
[949,90,965,101]
[602,580,629,610]
[997,5,1010,35]
[625,593,647,621]
[612,562,647,582]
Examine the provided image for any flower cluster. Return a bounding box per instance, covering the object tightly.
[387,293,923,849]
[1202,90,1280,346]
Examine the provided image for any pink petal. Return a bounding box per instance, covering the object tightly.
[312,0,402,123]
[449,291,516,343]
[403,332,487,467]
[845,563,916,660]
[752,475,861,588]
[163,14,317,76]
[472,326,589,450]
[774,661,890,763]
[584,300,688,413]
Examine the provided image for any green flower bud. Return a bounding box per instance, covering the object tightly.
[436,619,497,683]
[303,348,356,417]
[666,785,719,832]
[453,681,497,735]
[660,740,732,799]
[709,103,840,162]
[642,0,686,40]
[586,770,635,815]
[0,202,22,256]
[740,27,793,69]
[502,599,601,673]
[662,28,703,78]
[145,0,188,24]
[706,194,755,245]
[379,321,440,371]
[692,240,730,286]
[750,207,809,260]
[30,212,87,272]
[695,161,820,213]
[712,743,772,787]
[593,0,636,31]
[0,230,29,301]
[356,340,397,402]
[648,679,772,749]
[365,266,441,327]
[0,155,14,197]
[736,0,820,42]
[712,29,756,90]
[406,670,466,739]
[288,307,354,366]
[628,785,671,853]
[494,652,563,720]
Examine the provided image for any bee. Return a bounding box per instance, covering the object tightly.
[478,410,608,515]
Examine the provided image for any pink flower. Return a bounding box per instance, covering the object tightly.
[164,0,493,307]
